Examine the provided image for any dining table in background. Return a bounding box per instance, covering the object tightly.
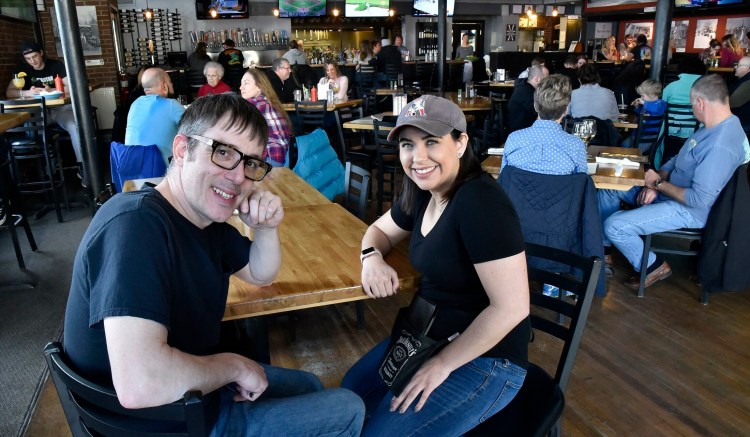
[343,112,475,132]
[613,113,638,130]
[481,145,646,191]
[281,98,363,112]
[426,91,492,112]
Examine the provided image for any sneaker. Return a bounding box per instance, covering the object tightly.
[624,261,672,290]
[0,203,6,226]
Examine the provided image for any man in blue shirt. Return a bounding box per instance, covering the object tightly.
[599,75,750,290]
[125,68,185,165]
[502,74,587,175]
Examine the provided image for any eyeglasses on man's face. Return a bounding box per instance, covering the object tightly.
[188,135,272,181]
[736,64,750,69]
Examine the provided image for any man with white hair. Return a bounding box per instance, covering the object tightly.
[729,56,750,130]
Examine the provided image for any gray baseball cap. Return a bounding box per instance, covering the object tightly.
[388,95,467,141]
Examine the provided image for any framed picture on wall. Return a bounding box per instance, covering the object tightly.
[512,4,522,14]
[725,17,750,50]
[693,18,718,49]
[50,6,102,56]
[506,24,517,41]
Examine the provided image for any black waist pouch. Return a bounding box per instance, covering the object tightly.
[378,295,451,396]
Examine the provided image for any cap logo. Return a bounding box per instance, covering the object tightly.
[405,96,427,118]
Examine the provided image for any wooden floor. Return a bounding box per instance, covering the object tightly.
[27,251,750,436]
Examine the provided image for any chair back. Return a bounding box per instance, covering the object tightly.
[358,65,376,90]
[633,111,666,157]
[334,105,364,164]
[468,244,602,437]
[186,69,207,89]
[0,99,49,147]
[385,63,401,82]
[659,102,700,165]
[373,120,400,214]
[344,162,371,219]
[43,342,208,437]
[414,62,435,91]
[293,100,327,136]
[109,141,168,193]
[446,62,464,92]
[222,67,246,92]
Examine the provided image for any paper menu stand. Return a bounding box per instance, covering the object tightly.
[392,93,407,116]
[317,83,329,101]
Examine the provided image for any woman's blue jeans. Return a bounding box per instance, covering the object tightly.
[211,364,365,436]
[341,339,526,436]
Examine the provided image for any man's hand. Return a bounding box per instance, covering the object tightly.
[638,187,658,205]
[361,256,400,298]
[644,169,661,188]
[27,86,44,95]
[237,190,283,230]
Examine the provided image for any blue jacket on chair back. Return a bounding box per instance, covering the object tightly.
[109,141,167,193]
[500,165,606,296]
[293,129,345,200]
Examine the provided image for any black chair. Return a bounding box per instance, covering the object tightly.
[0,140,37,271]
[414,62,436,92]
[44,341,208,436]
[471,92,507,158]
[385,63,401,83]
[633,111,667,157]
[222,67,246,92]
[636,163,749,301]
[344,161,371,221]
[659,103,700,166]
[293,100,328,136]
[333,105,371,167]
[446,61,464,92]
[469,243,602,437]
[185,68,207,101]
[373,120,400,216]
[1,99,68,222]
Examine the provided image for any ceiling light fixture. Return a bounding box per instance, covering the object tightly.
[552,6,559,16]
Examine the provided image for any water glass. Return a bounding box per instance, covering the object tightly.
[294,89,302,101]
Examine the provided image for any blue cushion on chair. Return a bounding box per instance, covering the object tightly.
[293,129,345,200]
[109,141,167,193]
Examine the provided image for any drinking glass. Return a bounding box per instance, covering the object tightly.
[13,74,25,91]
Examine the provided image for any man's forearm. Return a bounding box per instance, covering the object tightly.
[655,180,686,204]
[247,228,281,285]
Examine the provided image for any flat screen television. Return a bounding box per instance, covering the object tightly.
[675,0,742,7]
[279,0,327,17]
[345,0,390,17]
[196,0,250,19]
[413,0,454,16]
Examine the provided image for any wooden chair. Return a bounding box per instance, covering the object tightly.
[1,99,68,222]
[293,100,327,136]
[373,120,400,216]
[468,243,602,437]
[44,341,208,436]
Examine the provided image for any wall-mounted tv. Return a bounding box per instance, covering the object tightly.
[675,0,742,7]
[279,0,327,17]
[345,0,389,17]
[584,0,655,14]
[413,0,454,16]
[196,0,250,19]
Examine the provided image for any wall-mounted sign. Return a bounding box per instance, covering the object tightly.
[594,22,612,39]
[506,24,517,42]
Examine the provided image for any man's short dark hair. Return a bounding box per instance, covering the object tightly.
[223,39,235,47]
[534,74,572,120]
[577,63,601,85]
[564,54,577,66]
[272,58,290,71]
[692,74,728,104]
[531,56,545,67]
[636,34,648,45]
[289,40,298,50]
[178,93,268,157]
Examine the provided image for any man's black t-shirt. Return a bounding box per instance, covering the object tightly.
[19,59,67,89]
[266,69,297,103]
[390,173,530,368]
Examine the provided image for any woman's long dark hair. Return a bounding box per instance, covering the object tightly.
[398,130,483,215]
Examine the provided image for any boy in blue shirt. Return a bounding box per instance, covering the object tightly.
[621,79,667,151]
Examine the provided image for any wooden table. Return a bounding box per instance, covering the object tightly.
[343,112,475,132]
[224,203,417,319]
[0,112,30,133]
[482,145,645,191]
[613,113,638,130]
[424,92,491,112]
[282,98,363,112]
[3,94,71,109]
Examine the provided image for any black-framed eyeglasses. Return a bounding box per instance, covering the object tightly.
[188,135,272,181]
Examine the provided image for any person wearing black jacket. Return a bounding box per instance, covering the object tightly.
[507,64,548,133]
[266,58,298,103]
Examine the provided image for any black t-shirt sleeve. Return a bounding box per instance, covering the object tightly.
[216,223,252,274]
[456,176,525,264]
[389,193,424,232]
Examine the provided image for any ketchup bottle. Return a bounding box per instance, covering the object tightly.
[54,75,64,92]
[310,85,317,102]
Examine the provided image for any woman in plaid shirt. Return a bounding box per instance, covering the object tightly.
[240,69,292,167]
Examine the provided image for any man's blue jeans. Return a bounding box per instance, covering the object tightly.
[341,339,526,436]
[211,364,364,436]
[599,187,703,271]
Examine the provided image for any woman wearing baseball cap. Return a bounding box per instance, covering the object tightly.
[342,95,531,434]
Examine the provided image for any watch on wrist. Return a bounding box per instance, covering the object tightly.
[360,247,382,263]
[654,178,663,189]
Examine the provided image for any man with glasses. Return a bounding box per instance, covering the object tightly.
[63,93,365,435]
[730,56,750,131]
[125,67,185,165]
[266,58,298,103]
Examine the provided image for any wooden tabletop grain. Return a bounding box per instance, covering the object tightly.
[0,112,30,134]
[3,94,71,109]
[224,203,418,319]
[613,113,638,130]
[482,146,645,191]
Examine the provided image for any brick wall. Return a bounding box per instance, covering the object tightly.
[0,0,120,101]
[0,16,37,97]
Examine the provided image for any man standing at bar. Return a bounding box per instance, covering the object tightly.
[599,75,749,290]
[64,93,365,435]
[5,42,83,177]
[729,56,750,131]
[507,64,549,133]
